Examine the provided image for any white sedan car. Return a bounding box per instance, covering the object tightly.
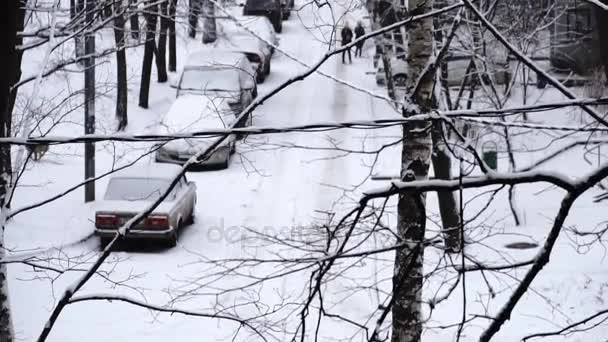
[155,95,239,169]
[94,164,197,247]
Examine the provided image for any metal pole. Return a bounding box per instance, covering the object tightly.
[84,0,95,202]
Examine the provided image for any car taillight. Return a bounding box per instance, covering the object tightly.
[145,215,169,228]
[96,214,119,228]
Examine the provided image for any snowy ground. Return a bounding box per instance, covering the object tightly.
[7,0,608,341]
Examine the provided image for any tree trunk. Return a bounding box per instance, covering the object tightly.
[74,0,85,61]
[168,0,177,71]
[70,0,76,19]
[102,0,113,19]
[431,0,461,251]
[139,0,158,108]
[391,0,435,341]
[84,0,96,203]
[431,122,462,251]
[114,1,128,131]
[156,0,168,82]
[381,52,396,101]
[129,0,140,40]
[188,0,201,38]
[202,0,217,44]
[595,0,608,81]
[0,1,26,339]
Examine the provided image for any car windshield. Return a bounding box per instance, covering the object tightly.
[179,68,239,93]
[104,177,175,202]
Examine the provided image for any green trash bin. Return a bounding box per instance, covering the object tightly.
[482,141,498,170]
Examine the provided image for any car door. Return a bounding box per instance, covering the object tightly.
[182,175,196,217]
[173,176,192,225]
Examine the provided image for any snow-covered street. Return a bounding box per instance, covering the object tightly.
[5,0,608,341]
[6,2,402,340]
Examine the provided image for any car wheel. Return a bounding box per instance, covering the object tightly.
[186,209,195,225]
[537,75,547,89]
[265,61,271,75]
[167,223,179,248]
[252,86,258,99]
[219,155,230,169]
[274,16,282,33]
[167,233,177,248]
[393,74,407,87]
[100,237,112,249]
[257,72,265,84]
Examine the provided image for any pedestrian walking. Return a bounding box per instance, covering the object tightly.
[341,22,353,64]
[354,21,365,57]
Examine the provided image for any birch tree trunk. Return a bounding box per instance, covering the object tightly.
[391,0,435,341]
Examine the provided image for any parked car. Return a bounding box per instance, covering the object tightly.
[280,0,293,19]
[155,96,239,169]
[242,0,283,33]
[158,51,255,169]
[375,54,510,88]
[177,50,257,104]
[94,164,197,247]
[375,57,408,87]
[240,15,278,55]
[216,33,272,83]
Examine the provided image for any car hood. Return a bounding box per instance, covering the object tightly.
[159,94,236,154]
[162,95,236,130]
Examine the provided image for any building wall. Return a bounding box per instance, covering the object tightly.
[550,0,601,73]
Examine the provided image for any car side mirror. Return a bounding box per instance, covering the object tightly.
[238,3,244,6]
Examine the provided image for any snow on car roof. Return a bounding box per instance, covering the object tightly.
[111,163,184,180]
[185,50,245,68]
[222,36,263,52]
[162,94,235,132]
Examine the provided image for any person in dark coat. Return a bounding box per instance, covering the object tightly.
[341,22,353,64]
[354,21,365,57]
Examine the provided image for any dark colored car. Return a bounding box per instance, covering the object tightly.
[280,0,293,20]
[243,0,283,33]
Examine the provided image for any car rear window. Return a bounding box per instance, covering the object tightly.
[179,67,240,92]
[104,177,176,202]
